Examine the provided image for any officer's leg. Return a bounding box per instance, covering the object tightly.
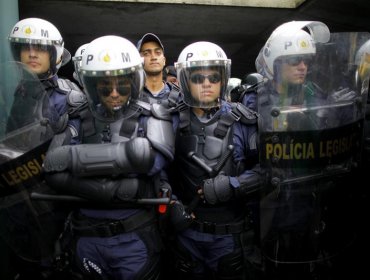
[166,238,204,280]
[216,247,245,280]
[134,224,164,280]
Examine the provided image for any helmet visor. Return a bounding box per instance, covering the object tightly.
[83,73,141,122]
[179,63,229,108]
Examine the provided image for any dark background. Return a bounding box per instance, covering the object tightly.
[19,0,370,81]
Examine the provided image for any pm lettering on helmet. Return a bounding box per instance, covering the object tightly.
[284,41,293,50]
[186,53,193,61]
[121,52,131,62]
[86,54,94,65]
[12,27,19,34]
[216,50,224,58]
[40,29,49,38]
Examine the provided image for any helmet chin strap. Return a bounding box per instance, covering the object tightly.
[200,106,219,119]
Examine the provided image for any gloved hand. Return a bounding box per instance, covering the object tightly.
[169,200,193,232]
[202,174,233,205]
[328,87,357,103]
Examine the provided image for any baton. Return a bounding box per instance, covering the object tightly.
[30,192,170,205]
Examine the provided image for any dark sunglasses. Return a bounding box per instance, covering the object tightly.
[284,56,314,66]
[97,84,131,97]
[190,73,222,84]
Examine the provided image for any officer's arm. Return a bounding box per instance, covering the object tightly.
[44,172,143,204]
[43,137,155,177]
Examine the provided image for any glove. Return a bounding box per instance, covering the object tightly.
[203,174,233,205]
[328,87,357,103]
[170,200,193,232]
[115,178,140,201]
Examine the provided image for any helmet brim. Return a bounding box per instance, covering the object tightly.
[61,48,71,66]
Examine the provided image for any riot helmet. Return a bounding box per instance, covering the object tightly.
[227,77,241,102]
[8,17,71,79]
[72,43,89,86]
[175,41,231,108]
[255,21,330,80]
[80,35,144,122]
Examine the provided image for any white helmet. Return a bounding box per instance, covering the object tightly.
[72,43,89,86]
[256,21,330,80]
[80,35,144,122]
[8,17,71,77]
[175,41,231,108]
[227,77,241,93]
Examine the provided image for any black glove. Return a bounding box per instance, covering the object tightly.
[203,174,233,205]
[170,200,193,232]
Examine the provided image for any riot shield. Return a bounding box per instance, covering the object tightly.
[0,61,61,266]
[258,32,370,277]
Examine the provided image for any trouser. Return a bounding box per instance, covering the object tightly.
[69,210,162,280]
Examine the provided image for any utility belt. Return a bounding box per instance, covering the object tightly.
[68,210,156,238]
[191,218,251,235]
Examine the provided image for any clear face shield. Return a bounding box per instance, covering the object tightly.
[9,38,68,79]
[9,41,53,75]
[178,61,230,108]
[82,68,143,123]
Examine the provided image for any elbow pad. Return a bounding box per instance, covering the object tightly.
[146,115,175,161]
[45,172,139,204]
[43,137,155,177]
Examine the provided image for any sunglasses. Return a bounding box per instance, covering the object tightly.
[97,84,131,97]
[190,73,222,84]
[284,56,313,66]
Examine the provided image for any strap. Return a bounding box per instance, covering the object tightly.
[191,218,250,235]
[214,108,240,139]
[70,210,156,237]
[119,102,148,138]
[167,83,181,107]
[177,102,191,135]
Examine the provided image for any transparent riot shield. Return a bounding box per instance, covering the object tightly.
[0,61,61,267]
[258,32,370,278]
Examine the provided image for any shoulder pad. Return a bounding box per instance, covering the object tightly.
[167,83,181,107]
[133,99,151,113]
[151,103,173,121]
[232,102,258,124]
[56,78,87,107]
[57,78,79,94]
[67,87,87,107]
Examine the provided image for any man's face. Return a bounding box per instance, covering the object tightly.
[20,44,51,76]
[97,76,131,113]
[188,68,222,107]
[140,41,166,76]
[279,55,312,85]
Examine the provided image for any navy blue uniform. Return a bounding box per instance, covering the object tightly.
[169,100,261,279]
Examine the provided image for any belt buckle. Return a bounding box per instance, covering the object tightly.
[202,221,215,234]
[108,220,124,236]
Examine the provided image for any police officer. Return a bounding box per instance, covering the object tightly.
[0,17,87,279]
[7,17,85,143]
[255,21,367,280]
[168,41,262,280]
[43,35,175,280]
